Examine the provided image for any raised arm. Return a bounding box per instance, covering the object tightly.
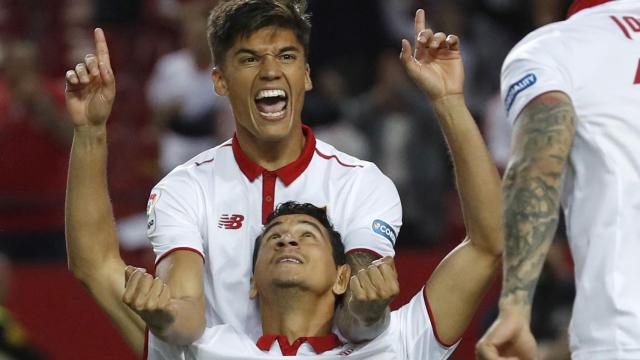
[64,28,145,354]
[476,92,576,359]
[65,29,205,351]
[399,9,503,345]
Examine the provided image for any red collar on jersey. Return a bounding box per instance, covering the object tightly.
[567,0,613,18]
[256,333,342,355]
[231,125,316,186]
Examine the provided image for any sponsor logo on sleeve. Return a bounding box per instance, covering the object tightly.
[147,191,160,232]
[504,73,537,112]
[372,219,396,245]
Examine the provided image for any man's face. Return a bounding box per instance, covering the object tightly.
[212,27,312,142]
[251,214,348,298]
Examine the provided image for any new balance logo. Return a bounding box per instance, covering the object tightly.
[218,214,245,229]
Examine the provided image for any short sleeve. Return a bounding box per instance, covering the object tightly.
[147,168,205,264]
[342,164,402,257]
[500,30,573,124]
[391,289,459,360]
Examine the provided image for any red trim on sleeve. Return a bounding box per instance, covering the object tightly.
[345,248,383,259]
[143,327,149,359]
[567,0,612,18]
[155,247,205,266]
[422,289,459,348]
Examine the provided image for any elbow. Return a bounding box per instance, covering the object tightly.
[468,228,504,259]
[67,259,92,285]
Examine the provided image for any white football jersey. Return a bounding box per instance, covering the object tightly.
[501,1,640,358]
[184,290,457,359]
[145,126,402,358]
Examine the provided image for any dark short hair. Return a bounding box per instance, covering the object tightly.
[207,0,311,67]
[252,201,345,273]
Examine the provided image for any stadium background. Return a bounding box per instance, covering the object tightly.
[0,0,576,358]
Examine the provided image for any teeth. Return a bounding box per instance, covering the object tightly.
[256,89,286,100]
[260,110,286,118]
[279,258,301,264]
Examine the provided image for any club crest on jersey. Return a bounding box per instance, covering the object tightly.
[218,214,245,230]
[372,219,396,245]
[505,73,537,112]
[147,191,161,232]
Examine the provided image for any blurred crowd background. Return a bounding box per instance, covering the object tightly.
[0,0,576,358]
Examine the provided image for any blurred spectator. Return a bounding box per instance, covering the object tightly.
[303,67,370,159]
[344,49,448,245]
[0,253,47,359]
[146,0,232,174]
[0,40,71,261]
[117,1,233,251]
[308,0,388,94]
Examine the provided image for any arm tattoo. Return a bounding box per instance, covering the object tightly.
[340,251,378,309]
[346,251,378,274]
[501,94,576,308]
[336,250,387,340]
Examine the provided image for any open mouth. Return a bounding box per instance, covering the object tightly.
[276,255,304,265]
[254,89,288,119]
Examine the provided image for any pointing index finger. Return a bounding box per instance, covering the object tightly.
[94,28,111,67]
[414,9,427,39]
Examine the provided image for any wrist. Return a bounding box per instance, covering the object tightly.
[431,93,465,110]
[498,294,532,320]
[74,124,107,137]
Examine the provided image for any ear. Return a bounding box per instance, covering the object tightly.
[332,264,351,296]
[304,63,313,91]
[212,66,229,96]
[249,276,258,299]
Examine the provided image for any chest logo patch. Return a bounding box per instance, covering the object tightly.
[218,214,245,230]
[505,73,537,112]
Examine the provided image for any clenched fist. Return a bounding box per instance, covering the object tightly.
[347,256,399,325]
[122,266,176,334]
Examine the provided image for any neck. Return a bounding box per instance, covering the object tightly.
[259,287,336,343]
[235,125,305,171]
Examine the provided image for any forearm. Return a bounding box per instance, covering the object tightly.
[432,95,502,255]
[336,300,390,342]
[149,251,206,345]
[150,297,205,345]
[65,125,121,280]
[499,93,576,314]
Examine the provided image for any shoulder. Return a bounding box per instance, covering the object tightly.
[314,139,370,168]
[503,22,568,71]
[314,140,398,197]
